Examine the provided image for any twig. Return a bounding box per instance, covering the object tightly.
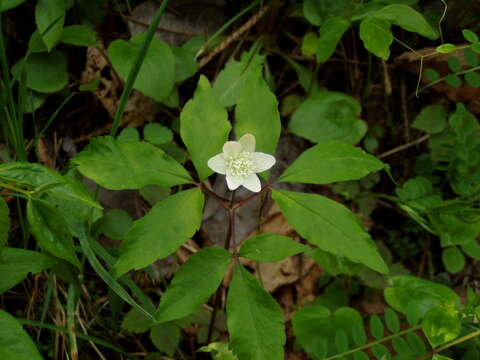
[378,134,430,159]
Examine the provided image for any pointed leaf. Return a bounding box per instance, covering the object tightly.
[36,0,70,51]
[442,247,465,274]
[72,136,193,190]
[370,314,384,339]
[150,323,181,356]
[359,18,392,60]
[272,189,388,274]
[0,197,10,247]
[0,309,43,360]
[114,189,204,277]
[180,76,231,180]
[278,141,385,184]
[239,233,309,262]
[384,308,400,333]
[227,263,285,360]
[422,306,461,347]
[316,17,350,63]
[60,25,97,46]
[156,247,232,322]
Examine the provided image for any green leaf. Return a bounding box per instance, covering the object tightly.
[150,323,181,356]
[198,342,238,360]
[465,71,480,87]
[213,49,264,107]
[156,247,232,322]
[461,240,480,260]
[0,309,43,360]
[144,123,173,145]
[473,43,480,53]
[316,17,350,63]
[412,104,447,134]
[335,330,348,353]
[72,136,193,190]
[289,91,367,145]
[180,76,231,180]
[464,48,479,67]
[370,314,384,339]
[445,74,462,87]
[372,343,390,359]
[114,189,204,277]
[425,68,440,82]
[238,233,309,262]
[359,18,392,60]
[28,30,47,53]
[227,263,285,360]
[234,68,281,158]
[19,51,68,93]
[373,4,438,39]
[422,306,461,347]
[272,189,388,274]
[301,32,318,56]
[26,198,81,269]
[391,337,412,356]
[60,25,97,46]
[436,43,457,54]
[0,197,10,247]
[447,55,462,72]
[94,209,132,240]
[462,29,479,44]
[406,332,427,355]
[121,308,154,333]
[108,33,175,101]
[278,141,385,184]
[354,352,370,360]
[384,275,459,319]
[442,247,465,274]
[117,127,139,142]
[384,308,400,333]
[303,0,352,26]
[171,46,197,82]
[36,0,69,51]
[0,247,57,293]
[0,0,26,11]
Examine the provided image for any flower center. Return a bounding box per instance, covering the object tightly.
[226,152,254,178]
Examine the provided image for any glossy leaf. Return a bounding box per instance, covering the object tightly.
[316,17,350,63]
[0,247,57,293]
[60,25,97,46]
[0,197,10,247]
[0,309,43,360]
[180,76,231,180]
[234,68,281,158]
[373,4,438,39]
[108,33,175,101]
[114,189,204,277]
[272,189,388,274]
[27,198,81,269]
[359,18,392,60]
[278,141,385,184]
[156,247,231,322]
[227,263,285,360]
[436,43,457,54]
[462,29,479,43]
[289,91,366,145]
[441,247,465,274]
[72,136,193,190]
[239,233,309,262]
[422,306,461,347]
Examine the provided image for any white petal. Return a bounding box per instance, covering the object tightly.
[207,153,227,174]
[238,133,255,153]
[225,171,243,190]
[252,152,276,172]
[223,141,242,157]
[242,173,261,192]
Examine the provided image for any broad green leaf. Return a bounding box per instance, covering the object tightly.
[180,76,231,180]
[0,309,43,360]
[464,48,479,67]
[373,4,438,39]
[462,29,479,44]
[171,46,197,82]
[473,43,480,53]
[307,248,361,276]
[461,240,480,260]
[72,136,193,190]
[447,56,461,72]
[144,123,173,145]
[272,189,388,274]
[422,306,461,347]
[335,330,348,353]
[121,308,154,333]
[384,275,459,319]
[26,198,81,269]
[370,314,384,339]
[117,127,140,142]
[0,247,57,293]
[108,33,175,101]
[303,0,351,26]
[441,247,465,274]
[406,332,427,356]
[114,188,204,277]
[293,305,362,357]
[213,48,265,107]
[465,71,480,87]
[60,25,97,46]
[238,233,309,262]
[36,0,71,51]
[0,0,25,11]
[94,209,132,240]
[359,18,392,60]
[278,141,385,184]
[0,197,10,247]
[289,91,367,145]
[412,104,446,134]
[301,32,318,56]
[156,247,232,322]
[150,323,181,356]
[234,69,281,157]
[384,308,400,333]
[28,30,47,53]
[391,337,412,357]
[19,51,68,93]
[316,17,351,63]
[227,263,285,360]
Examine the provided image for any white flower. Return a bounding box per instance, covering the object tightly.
[207,134,276,192]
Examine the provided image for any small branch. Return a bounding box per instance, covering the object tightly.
[198,182,230,209]
[232,183,274,210]
[378,134,430,159]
